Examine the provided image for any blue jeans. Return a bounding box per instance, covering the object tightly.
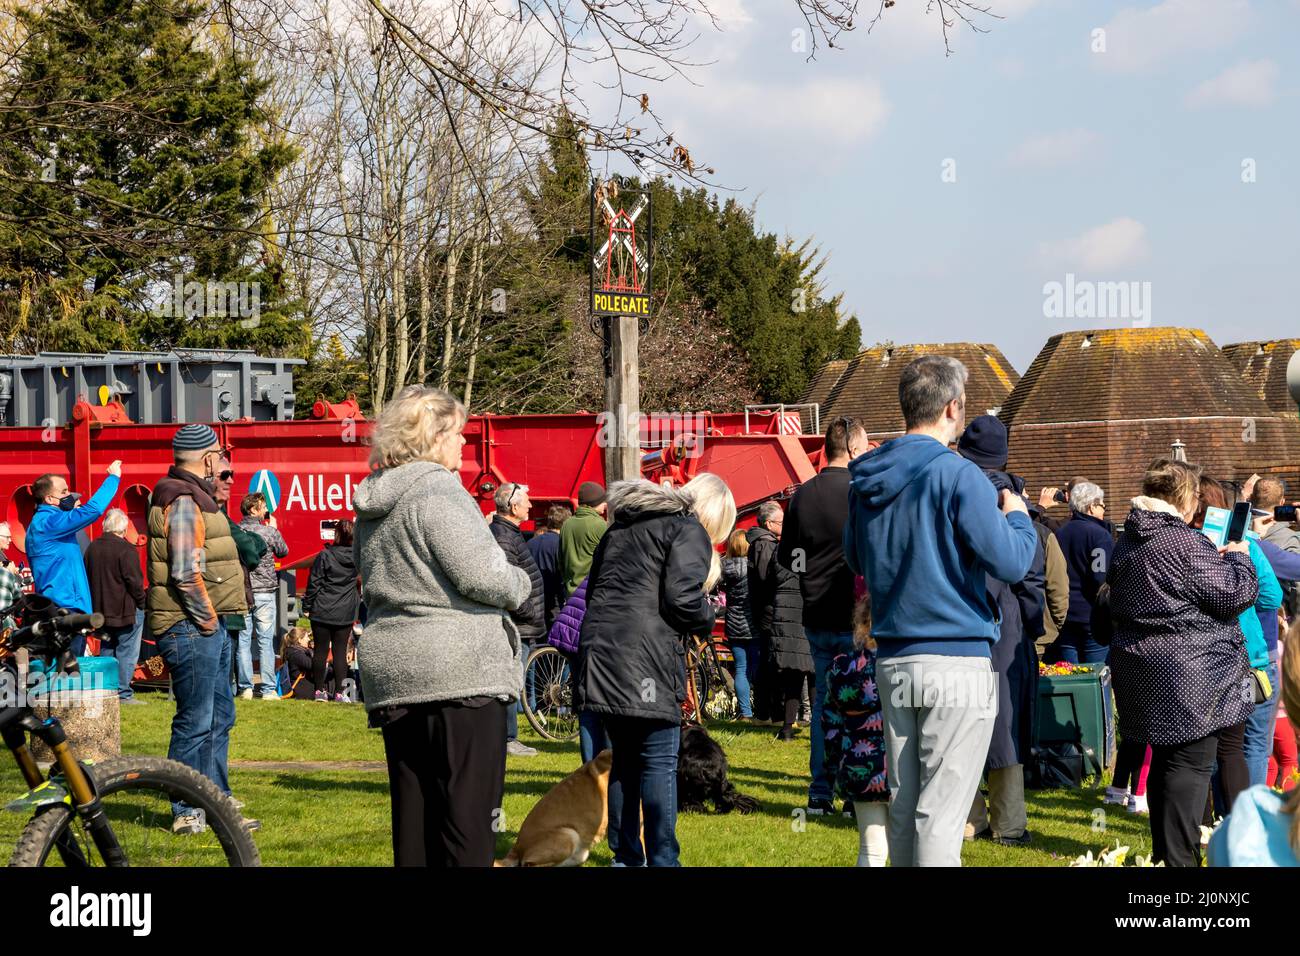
[237,593,278,695]
[806,629,855,803]
[158,619,235,815]
[605,716,681,866]
[100,610,144,700]
[1244,657,1280,787]
[579,709,611,765]
[1047,621,1108,664]
[731,638,763,718]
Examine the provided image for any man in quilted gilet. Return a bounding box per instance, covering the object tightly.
[146,424,254,834]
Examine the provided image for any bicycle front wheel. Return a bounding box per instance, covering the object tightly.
[9,755,261,867]
[522,646,579,742]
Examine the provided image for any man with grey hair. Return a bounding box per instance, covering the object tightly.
[489,481,545,757]
[0,521,20,632]
[1050,480,1113,665]
[85,508,147,703]
[844,354,1036,866]
[747,500,787,724]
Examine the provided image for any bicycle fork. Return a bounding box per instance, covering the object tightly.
[3,713,128,866]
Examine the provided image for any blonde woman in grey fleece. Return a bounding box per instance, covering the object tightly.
[353,385,531,867]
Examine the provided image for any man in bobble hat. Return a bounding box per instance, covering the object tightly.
[146,424,256,834]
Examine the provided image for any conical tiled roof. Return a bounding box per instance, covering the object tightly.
[802,343,1019,436]
[1002,327,1300,505]
[1222,339,1300,418]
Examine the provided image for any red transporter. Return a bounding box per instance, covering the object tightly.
[0,398,829,688]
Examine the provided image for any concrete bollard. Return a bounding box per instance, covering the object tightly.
[24,657,124,767]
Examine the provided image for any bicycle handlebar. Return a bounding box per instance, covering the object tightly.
[4,610,104,651]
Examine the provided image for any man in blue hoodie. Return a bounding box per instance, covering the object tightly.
[27,461,122,653]
[844,355,1036,866]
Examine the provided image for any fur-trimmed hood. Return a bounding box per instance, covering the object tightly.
[606,479,693,524]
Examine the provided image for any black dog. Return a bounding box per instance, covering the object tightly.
[677,723,758,814]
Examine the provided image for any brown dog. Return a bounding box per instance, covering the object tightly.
[496,750,613,867]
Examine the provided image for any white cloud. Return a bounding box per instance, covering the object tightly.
[708,77,890,145]
[1039,218,1150,271]
[1094,0,1251,73]
[1186,59,1279,108]
[1008,128,1101,167]
[698,0,751,29]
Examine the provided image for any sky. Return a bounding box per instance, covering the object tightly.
[597,0,1300,374]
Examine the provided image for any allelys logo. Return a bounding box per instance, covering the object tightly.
[264,471,366,513]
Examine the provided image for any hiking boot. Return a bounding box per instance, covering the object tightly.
[172,812,207,835]
[507,740,539,757]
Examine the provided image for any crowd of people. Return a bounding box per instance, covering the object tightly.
[4,356,1300,869]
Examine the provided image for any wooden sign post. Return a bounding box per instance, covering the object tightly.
[590,180,652,484]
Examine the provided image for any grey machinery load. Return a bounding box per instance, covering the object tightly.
[0,350,304,426]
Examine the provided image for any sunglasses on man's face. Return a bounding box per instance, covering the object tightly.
[218,470,235,482]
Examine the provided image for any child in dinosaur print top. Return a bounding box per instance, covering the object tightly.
[822,584,889,866]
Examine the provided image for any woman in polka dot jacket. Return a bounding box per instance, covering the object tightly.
[1108,458,1259,868]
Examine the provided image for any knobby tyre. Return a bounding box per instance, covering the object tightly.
[9,755,260,867]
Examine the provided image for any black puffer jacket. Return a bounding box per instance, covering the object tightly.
[575,480,716,722]
[1108,498,1258,747]
[748,525,811,672]
[303,542,360,627]
[721,556,753,640]
[490,515,546,640]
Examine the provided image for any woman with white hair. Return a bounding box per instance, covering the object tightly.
[574,471,734,866]
[84,507,148,703]
[353,385,531,867]
[1048,479,1114,664]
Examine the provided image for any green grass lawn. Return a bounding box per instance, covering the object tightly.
[0,691,1153,866]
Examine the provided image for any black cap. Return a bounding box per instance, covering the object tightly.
[578,482,606,507]
[957,415,1009,470]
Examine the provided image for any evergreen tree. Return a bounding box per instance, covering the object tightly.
[0,0,304,356]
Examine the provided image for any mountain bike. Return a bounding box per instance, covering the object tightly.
[1,594,260,866]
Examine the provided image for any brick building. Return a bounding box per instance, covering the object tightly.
[800,342,1020,438]
[1000,327,1300,506]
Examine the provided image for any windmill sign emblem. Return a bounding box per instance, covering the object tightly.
[590,180,652,319]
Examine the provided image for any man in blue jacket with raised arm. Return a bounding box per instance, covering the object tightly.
[844,355,1037,867]
[27,461,122,652]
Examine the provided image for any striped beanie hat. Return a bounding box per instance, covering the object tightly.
[173,423,219,453]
